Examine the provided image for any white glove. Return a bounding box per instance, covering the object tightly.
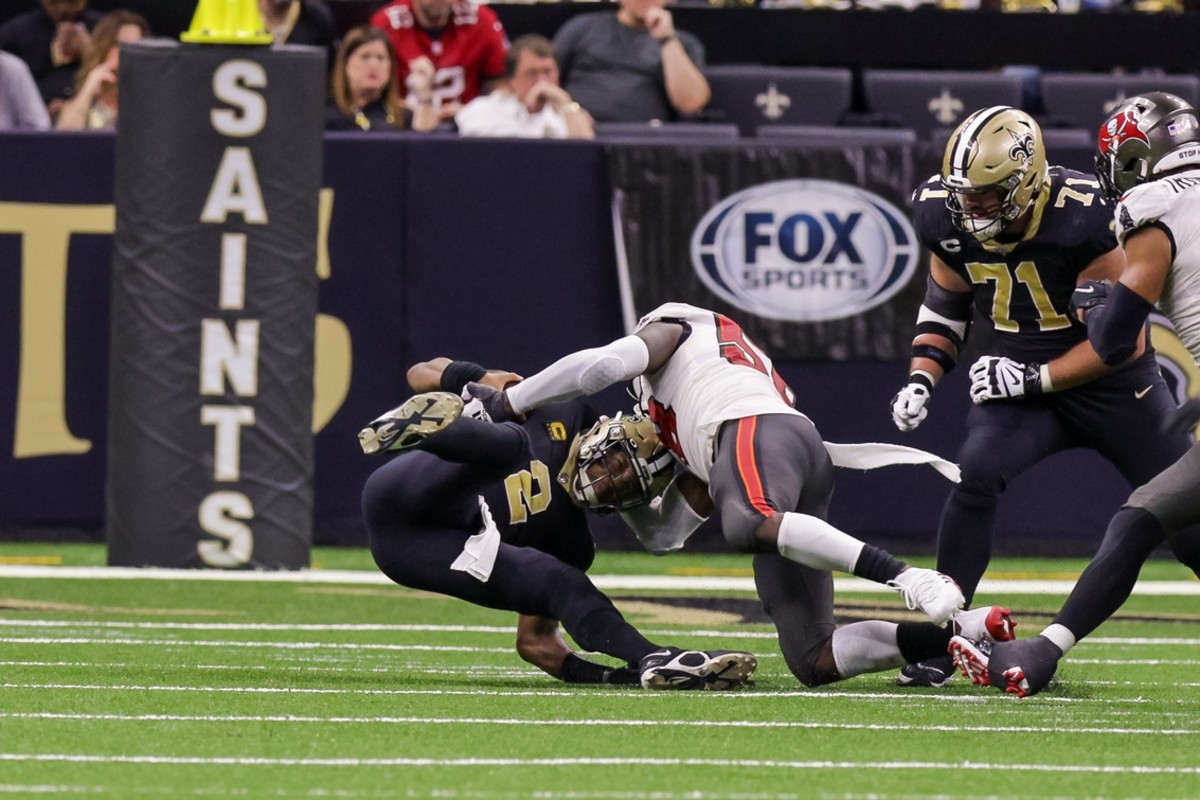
[891,382,932,432]
[969,356,1042,404]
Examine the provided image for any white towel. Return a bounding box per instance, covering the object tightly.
[822,441,961,483]
[450,495,502,582]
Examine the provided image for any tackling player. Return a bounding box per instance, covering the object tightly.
[951,92,1200,696]
[359,357,757,690]
[891,106,1200,688]
[465,304,1019,689]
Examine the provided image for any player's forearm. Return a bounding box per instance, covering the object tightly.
[1043,329,1146,392]
[506,336,649,414]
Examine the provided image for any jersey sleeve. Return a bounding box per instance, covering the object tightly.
[910,174,961,265]
[477,6,508,80]
[1116,182,1174,246]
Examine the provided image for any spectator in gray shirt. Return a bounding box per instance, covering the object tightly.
[553,0,709,123]
[0,51,51,130]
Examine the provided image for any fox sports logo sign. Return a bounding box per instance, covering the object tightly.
[691,180,918,322]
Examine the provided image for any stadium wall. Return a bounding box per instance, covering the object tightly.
[0,132,1155,557]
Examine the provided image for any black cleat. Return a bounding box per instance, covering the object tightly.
[638,647,757,691]
[357,392,464,455]
[949,635,1062,698]
[896,654,955,688]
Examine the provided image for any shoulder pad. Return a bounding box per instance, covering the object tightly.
[1116,182,1173,243]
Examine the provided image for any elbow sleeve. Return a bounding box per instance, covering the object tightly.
[1087,283,1155,366]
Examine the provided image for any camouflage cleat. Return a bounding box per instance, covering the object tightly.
[357,392,464,455]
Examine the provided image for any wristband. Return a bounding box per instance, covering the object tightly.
[908,370,935,391]
[1022,362,1045,396]
[440,360,487,393]
[658,34,678,46]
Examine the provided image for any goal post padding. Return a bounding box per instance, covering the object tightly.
[107,40,325,569]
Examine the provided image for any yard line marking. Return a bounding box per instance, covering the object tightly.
[0,637,512,653]
[1,565,1196,596]
[0,682,1154,703]
[3,711,1196,736]
[2,621,1198,647]
[0,755,1195,773]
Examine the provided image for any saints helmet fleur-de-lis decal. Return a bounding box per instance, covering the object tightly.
[1007,129,1035,165]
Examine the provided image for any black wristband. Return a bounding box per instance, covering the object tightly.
[658,34,678,46]
[908,372,934,391]
[439,360,487,394]
[1022,362,1044,396]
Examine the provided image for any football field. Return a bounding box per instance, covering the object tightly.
[1,543,1198,799]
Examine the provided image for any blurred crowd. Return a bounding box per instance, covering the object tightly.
[0,0,1192,136]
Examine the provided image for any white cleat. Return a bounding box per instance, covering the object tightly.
[952,605,1016,642]
[638,648,757,691]
[888,567,964,627]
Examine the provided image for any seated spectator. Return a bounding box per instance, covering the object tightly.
[456,34,594,139]
[552,0,709,123]
[0,0,103,112]
[55,10,147,131]
[371,0,508,123]
[327,25,437,133]
[257,0,335,72]
[0,51,52,130]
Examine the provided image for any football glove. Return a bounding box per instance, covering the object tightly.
[1068,279,1111,323]
[969,356,1044,403]
[463,381,518,422]
[891,380,932,432]
[1162,397,1200,437]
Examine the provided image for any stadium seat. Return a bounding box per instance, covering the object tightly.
[862,69,1025,142]
[755,125,918,146]
[704,66,853,137]
[1040,73,1200,131]
[593,122,741,140]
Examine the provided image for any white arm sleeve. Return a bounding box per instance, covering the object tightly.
[506,335,650,414]
[617,478,707,555]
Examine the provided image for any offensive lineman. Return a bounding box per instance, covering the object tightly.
[890,106,1200,687]
[466,303,1018,688]
[951,92,1200,696]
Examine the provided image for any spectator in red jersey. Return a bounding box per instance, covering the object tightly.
[370,0,508,122]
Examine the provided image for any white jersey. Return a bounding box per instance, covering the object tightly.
[633,303,800,481]
[1116,168,1200,365]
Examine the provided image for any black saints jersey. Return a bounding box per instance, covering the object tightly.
[912,167,1117,363]
[481,400,599,572]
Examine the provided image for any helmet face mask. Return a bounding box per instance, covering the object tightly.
[941,106,1048,242]
[1095,92,1200,201]
[558,413,674,512]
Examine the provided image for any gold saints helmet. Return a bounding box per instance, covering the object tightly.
[941,106,1049,242]
[557,412,675,512]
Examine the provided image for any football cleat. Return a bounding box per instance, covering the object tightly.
[357,392,464,455]
[638,647,757,691]
[952,605,1017,643]
[896,655,955,688]
[887,567,965,627]
[949,635,1062,698]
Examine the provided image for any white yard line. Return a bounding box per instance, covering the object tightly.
[0,754,1195,774]
[0,681,1160,703]
[0,564,1196,596]
[2,711,1196,736]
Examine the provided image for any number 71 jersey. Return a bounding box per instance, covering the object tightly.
[912,166,1117,364]
[633,303,800,482]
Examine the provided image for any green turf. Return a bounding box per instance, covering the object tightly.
[0,544,1197,798]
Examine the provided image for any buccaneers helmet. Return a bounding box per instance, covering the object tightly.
[941,106,1049,241]
[557,413,674,512]
[1095,92,1200,201]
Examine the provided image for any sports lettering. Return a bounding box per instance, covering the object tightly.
[196,60,271,567]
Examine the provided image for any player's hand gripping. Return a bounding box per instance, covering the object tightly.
[891,378,932,432]
[464,382,522,422]
[1068,279,1111,324]
[969,356,1043,403]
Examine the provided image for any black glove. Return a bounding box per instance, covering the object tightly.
[1162,397,1200,437]
[464,381,518,422]
[1068,279,1112,323]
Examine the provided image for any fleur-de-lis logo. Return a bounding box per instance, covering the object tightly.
[1008,130,1035,165]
